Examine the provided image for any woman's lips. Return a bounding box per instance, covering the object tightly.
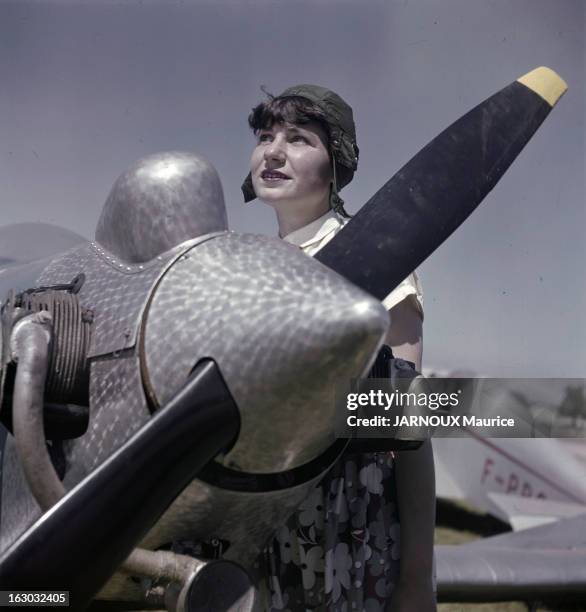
[261,170,291,181]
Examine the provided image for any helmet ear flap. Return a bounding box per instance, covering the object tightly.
[241,172,256,203]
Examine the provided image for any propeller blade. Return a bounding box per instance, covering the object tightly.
[0,359,239,610]
[316,67,567,299]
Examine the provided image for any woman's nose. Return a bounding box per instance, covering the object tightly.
[264,137,286,162]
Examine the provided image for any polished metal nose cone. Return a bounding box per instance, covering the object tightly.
[143,232,389,473]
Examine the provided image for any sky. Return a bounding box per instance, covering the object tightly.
[1,0,584,377]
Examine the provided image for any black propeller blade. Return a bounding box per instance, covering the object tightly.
[0,359,239,610]
[316,67,567,299]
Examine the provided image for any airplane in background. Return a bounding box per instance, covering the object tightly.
[0,222,87,266]
[434,436,586,530]
[424,369,586,531]
[425,371,586,604]
[0,222,87,295]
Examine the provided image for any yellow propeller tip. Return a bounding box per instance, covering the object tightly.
[517,66,568,107]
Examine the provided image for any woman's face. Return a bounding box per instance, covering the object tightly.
[250,121,332,211]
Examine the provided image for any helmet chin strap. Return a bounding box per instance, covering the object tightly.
[329,153,351,218]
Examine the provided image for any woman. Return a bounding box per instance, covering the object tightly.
[243,85,436,611]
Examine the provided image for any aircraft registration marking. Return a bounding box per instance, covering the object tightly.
[481,457,547,499]
[465,431,584,503]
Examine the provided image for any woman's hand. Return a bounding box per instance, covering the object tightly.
[386,578,437,612]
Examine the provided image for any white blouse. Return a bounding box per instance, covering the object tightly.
[282,210,424,317]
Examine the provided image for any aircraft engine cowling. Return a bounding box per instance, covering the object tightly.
[141,231,389,475]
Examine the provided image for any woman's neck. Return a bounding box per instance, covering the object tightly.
[276,198,330,238]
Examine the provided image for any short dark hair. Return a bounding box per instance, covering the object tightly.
[248,95,331,143]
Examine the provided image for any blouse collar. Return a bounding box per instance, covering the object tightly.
[281,210,345,249]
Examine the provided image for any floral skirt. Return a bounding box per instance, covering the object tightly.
[258,452,401,611]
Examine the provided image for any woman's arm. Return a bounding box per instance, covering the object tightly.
[386,299,437,611]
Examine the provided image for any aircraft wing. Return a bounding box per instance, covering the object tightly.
[0,222,86,269]
[436,513,586,602]
[0,222,88,302]
[465,510,586,550]
[487,492,586,531]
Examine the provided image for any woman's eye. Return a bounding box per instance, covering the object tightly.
[258,133,272,143]
[290,135,308,143]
